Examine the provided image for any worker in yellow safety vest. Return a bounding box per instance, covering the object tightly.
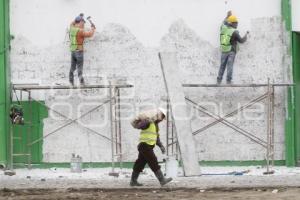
[217,11,249,84]
[130,108,173,186]
[69,13,95,86]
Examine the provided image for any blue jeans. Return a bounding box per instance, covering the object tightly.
[69,51,84,83]
[217,51,236,83]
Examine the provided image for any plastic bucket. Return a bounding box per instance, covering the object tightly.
[70,155,82,173]
[166,156,178,178]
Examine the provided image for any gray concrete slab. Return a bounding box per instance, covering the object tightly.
[159,52,201,176]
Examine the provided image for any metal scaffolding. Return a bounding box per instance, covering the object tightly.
[8,83,133,174]
[166,80,293,174]
[8,81,294,175]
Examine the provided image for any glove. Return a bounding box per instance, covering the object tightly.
[160,146,166,154]
[227,10,232,18]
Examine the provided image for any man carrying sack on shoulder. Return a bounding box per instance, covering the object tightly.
[130,108,172,186]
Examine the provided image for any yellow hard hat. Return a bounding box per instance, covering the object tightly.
[227,15,238,23]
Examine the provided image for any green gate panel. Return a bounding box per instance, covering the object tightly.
[285,87,296,166]
[12,101,48,164]
[292,32,300,163]
[282,0,300,166]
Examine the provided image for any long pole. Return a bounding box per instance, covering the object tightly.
[28,91,32,169]
[172,116,174,156]
[182,83,293,88]
[117,88,122,170]
[109,82,115,173]
[266,79,271,173]
[166,98,169,156]
[13,84,133,90]
[9,125,13,171]
[271,85,275,166]
[8,90,13,171]
[114,88,118,161]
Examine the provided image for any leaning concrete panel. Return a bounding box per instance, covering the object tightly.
[159,52,201,176]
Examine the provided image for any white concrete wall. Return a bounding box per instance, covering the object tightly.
[10,0,291,163]
[292,0,300,31]
[11,0,280,47]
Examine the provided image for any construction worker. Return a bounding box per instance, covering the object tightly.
[217,11,249,84]
[130,108,173,186]
[69,14,95,86]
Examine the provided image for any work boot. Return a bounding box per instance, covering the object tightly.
[69,80,74,87]
[154,169,172,186]
[130,171,143,186]
[80,78,85,86]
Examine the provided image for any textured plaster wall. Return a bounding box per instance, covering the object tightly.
[10,0,291,162]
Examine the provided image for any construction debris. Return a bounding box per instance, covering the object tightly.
[4,170,16,176]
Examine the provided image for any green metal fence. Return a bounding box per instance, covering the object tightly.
[0,0,10,167]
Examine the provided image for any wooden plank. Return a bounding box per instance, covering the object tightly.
[183,83,293,87]
[13,84,133,90]
[159,52,201,176]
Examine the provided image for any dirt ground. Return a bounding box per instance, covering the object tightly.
[1,188,300,200]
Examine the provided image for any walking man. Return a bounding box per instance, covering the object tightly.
[69,14,95,86]
[217,11,249,84]
[130,108,173,186]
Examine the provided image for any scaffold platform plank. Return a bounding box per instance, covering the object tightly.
[12,84,133,90]
[183,83,293,88]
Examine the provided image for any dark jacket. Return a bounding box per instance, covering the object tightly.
[155,123,163,148]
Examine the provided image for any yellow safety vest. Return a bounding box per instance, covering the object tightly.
[220,24,235,53]
[69,26,80,51]
[139,122,158,146]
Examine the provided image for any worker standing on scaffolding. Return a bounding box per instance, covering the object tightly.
[69,13,95,86]
[217,11,249,84]
[130,108,172,186]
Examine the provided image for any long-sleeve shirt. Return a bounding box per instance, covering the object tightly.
[154,123,163,148]
[75,29,95,51]
[230,29,247,52]
[70,22,95,51]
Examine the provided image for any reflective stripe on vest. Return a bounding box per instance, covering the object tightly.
[70,27,80,51]
[220,24,235,53]
[139,123,157,146]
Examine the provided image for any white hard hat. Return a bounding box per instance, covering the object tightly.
[158,107,167,116]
